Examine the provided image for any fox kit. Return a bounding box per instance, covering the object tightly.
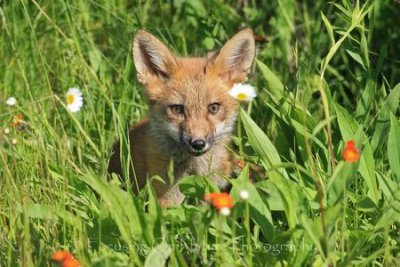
[108,28,255,207]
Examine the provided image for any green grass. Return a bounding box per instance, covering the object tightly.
[1,0,400,266]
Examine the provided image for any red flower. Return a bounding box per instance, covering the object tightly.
[342,140,360,163]
[204,192,234,211]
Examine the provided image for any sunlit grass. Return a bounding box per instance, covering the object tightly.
[1,0,400,266]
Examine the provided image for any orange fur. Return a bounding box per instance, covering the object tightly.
[108,29,255,207]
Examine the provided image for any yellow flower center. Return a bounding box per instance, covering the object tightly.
[67,94,75,105]
[236,93,248,101]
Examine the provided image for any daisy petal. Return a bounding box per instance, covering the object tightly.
[66,87,84,113]
[228,83,257,102]
[6,97,17,106]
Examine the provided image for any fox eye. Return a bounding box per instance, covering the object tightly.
[169,104,184,115]
[208,103,220,114]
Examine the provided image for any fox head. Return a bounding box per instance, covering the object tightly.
[132,29,255,156]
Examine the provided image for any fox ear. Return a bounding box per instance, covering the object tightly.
[133,30,178,83]
[210,28,255,83]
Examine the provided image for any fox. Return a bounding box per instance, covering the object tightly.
[108,28,255,207]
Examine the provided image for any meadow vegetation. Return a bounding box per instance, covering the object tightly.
[1,0,400,266]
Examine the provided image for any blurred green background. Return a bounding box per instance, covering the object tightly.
[1,0,400,266]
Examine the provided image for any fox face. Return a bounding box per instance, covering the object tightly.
[149,66,240,156]
[133,29,255,156]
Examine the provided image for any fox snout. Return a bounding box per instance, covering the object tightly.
[190,139,206,151]
[180,119,215,156]
[182,133,212,156]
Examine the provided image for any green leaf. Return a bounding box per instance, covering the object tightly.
[178,175,219,199]
[345,49,366,69]
[301,204,342,261]
[265,101,328,163]
[374,208,400,230]
[144,242,171,267]
[202,37,215,50]
[376,173,400,201]
[371,83,400,152]
[388,114,400,182]
[357,197,376,212]
[300,214,324,258]
[24,204,57,220]
[327,162,357,206]
[239,109,302,227]
[335,104,358,134]
[145,182,163,244]
[185,205,211,251]
[257,180,285,211]
[256,60,290,113]
[335,104,380,204]
[321,12,335,45]
[78,172,143,245]
[320,3,372,75]
[268,174,299,228]
[230,165,273,237]
[360,31,370,69]
[88,48,102,72]
[355,78,375,120]
[257,60,329,168]
[240,108,288,179]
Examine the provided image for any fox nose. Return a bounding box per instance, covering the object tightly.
[190,139,206,151]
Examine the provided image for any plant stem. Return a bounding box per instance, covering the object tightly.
[245,200,253,267]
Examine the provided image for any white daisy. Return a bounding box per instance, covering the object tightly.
[228,83,257,102]
[6,97,17,106]
[66,87,83,113]
[239,189,249,200]
[219,207,231,216]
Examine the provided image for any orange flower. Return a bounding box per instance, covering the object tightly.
[51,250,80,267]
[204,192,219,202]
[204,192,234,211]
[342,140,360,163]
[52,250,73,262]
[62,258,80,267]
[10,114,24,127]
